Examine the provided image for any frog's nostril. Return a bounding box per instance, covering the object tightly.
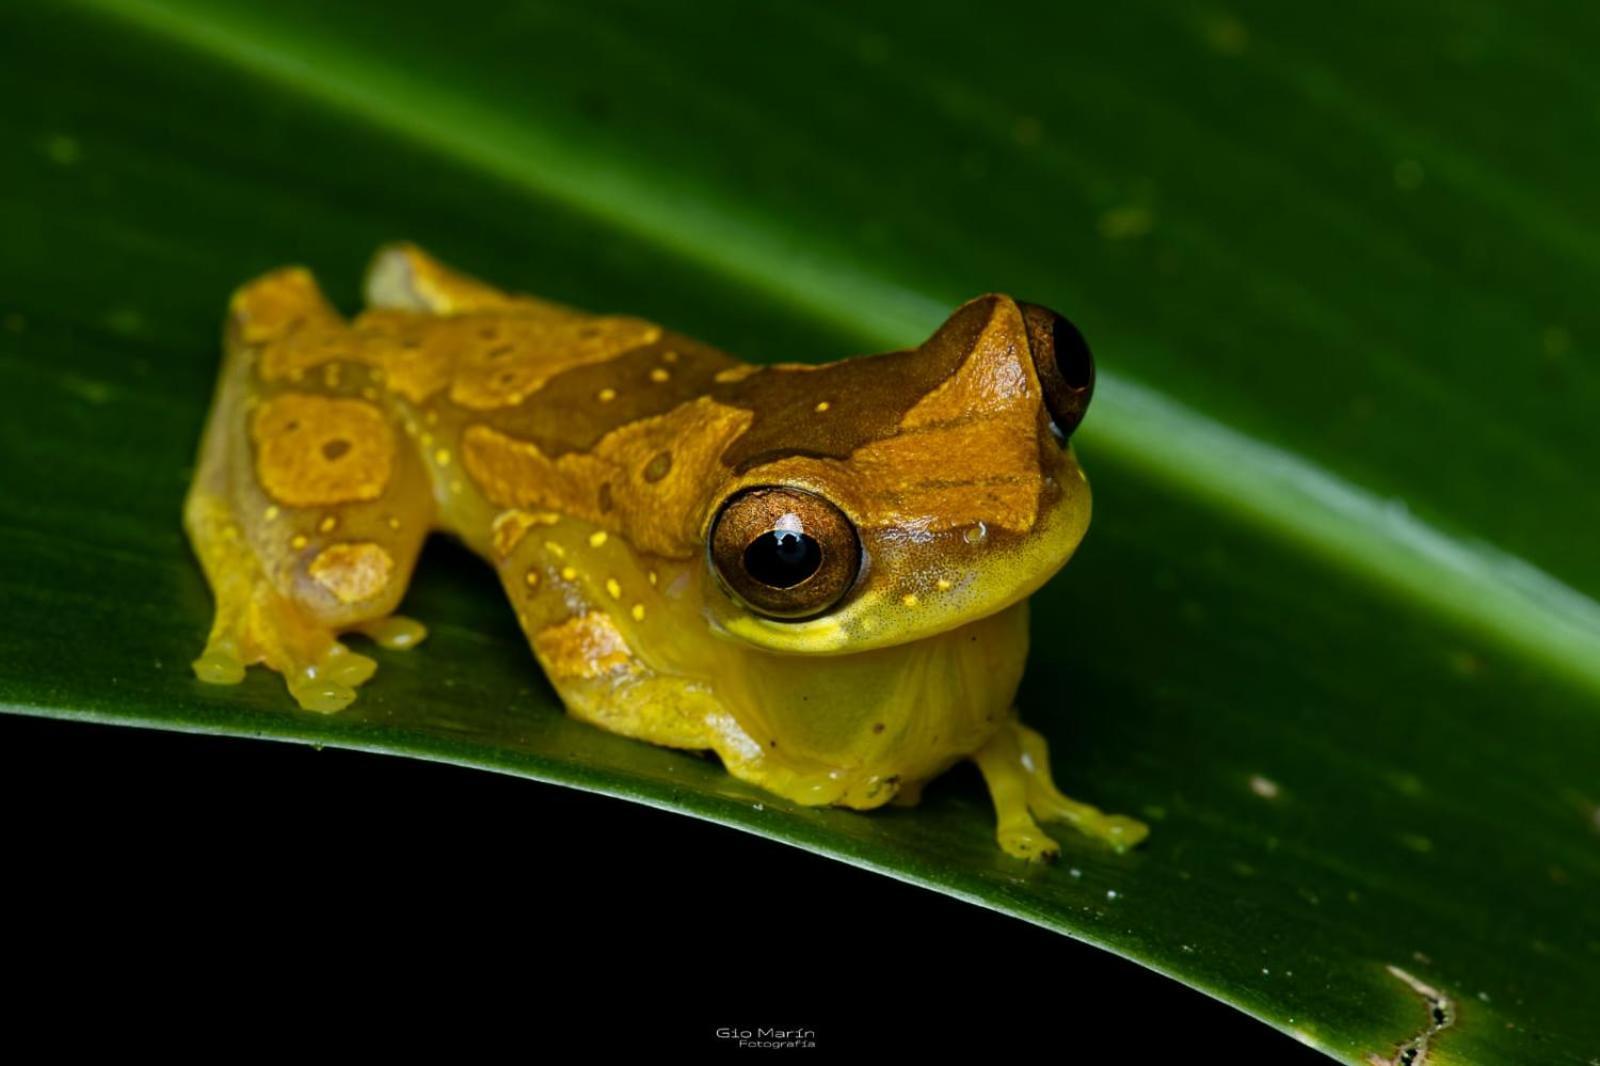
[1019,301,1095,442]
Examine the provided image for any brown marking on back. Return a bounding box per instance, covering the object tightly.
[240,256,1052,553]
[469,335,741,456]
[711,297,1000,473]
[251,394,394,507]
[447,314,659,409]
[254,295,659,411]
[349,311,459,403]
[461,397,755,557]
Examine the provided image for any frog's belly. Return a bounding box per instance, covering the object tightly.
[535,601,1030,809]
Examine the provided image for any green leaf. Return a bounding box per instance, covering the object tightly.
[3,1,1596,1060]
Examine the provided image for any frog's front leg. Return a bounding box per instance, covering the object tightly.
[185,268,434,712]
[972,712,1149,862]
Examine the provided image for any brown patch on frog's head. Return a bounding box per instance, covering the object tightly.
[701,295,1097,654]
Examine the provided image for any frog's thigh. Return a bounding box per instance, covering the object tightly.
[1008,718,1149,852]
[186,272,433,713]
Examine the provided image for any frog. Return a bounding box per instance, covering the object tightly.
[182,243,1148,862]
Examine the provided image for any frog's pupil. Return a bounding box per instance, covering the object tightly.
[744,529,822,588]
[1051,313,1093,391]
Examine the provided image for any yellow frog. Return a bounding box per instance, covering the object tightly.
[183,244,1147,861]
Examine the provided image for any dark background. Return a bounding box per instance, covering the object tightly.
[4,712,1324,1059]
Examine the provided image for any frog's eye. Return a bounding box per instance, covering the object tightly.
[1019,302,1095,442]
[709,486,862,621]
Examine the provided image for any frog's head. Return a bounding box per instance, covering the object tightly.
[701,295,1094,654]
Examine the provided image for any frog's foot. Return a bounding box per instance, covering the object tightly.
[186,493,403,714]
[972,713,1149,860]
[192,576,381,714]
[1011,719,1148,852]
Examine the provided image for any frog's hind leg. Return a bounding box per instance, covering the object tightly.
[971,713,1149,862]
[363,242,571,317]
[185,267,435,713]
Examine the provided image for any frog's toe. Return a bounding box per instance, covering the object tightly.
[287,677,358,714]
[998,823,1062,864]
[320,643,378,687]
[1098,814,1150,853]
[276,639,377,714]
[1030,793,1151,852]
[352,615,429,651]
[192,640,247,685]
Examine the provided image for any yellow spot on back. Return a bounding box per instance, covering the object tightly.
[647,570,658,586]
[290,534,308,550]
[649,367,671,383]
[545,541,566,558]
[388,516,401,530]
[605,578,622,600]
[308,542,394,603]
[561,566,578,581]
[589,531,608,547]
[524,569,540,588]
[814,401,831,413]
[597,387,617,403]
[631,603,646,622]
[902,593,920,607]
[319,515,338,533]
[434,448,451,466]
[936,578,952,591]
[263,506,280,521]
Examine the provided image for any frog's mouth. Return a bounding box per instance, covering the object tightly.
[705,453,1092,656]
